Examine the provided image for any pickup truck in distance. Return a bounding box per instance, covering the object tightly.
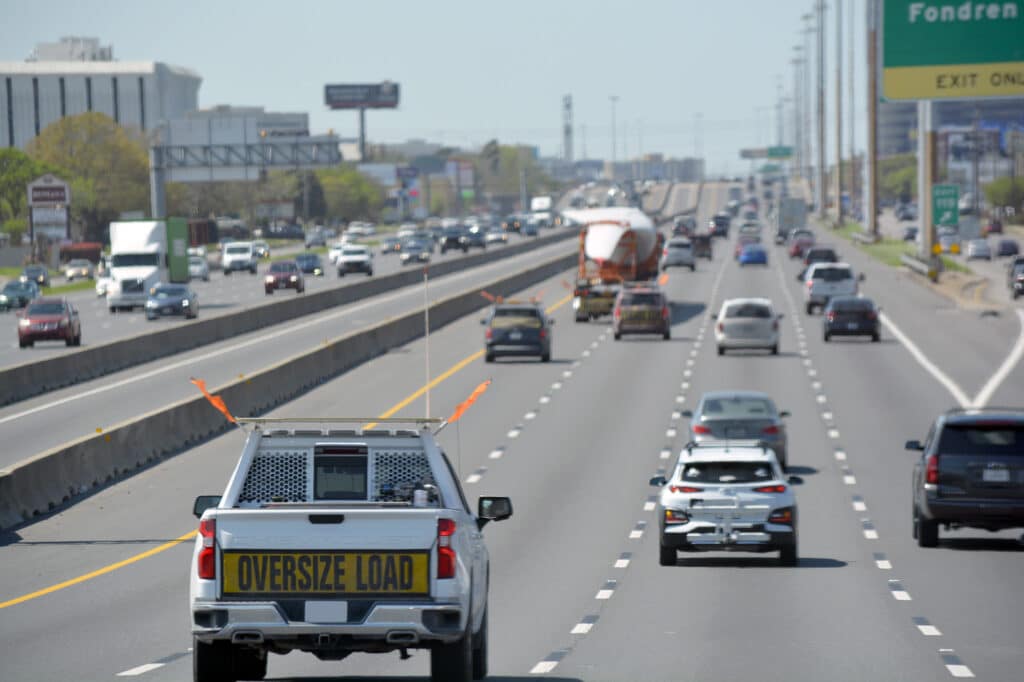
[189,417,513,682]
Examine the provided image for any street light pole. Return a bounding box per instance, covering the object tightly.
[816,0,827,220]
[802,14,815,186]
[609,95,619,168]
[835,0,844,227]
[792,47,804,179]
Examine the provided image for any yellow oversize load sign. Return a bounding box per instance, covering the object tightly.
[222,551,429,597]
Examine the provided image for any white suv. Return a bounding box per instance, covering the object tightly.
[803,262,861,314]
[222,241,257,275]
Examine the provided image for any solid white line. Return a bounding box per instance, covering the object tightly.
[880,312,971,408]
[117,663,164,676]
[946,665,975,678]
[614,558,631,568]
[853,500,867,511]
[530,661,558,674]
[571,622,593,635]
[918,624,942,636]
[892,590,912,601]
[972,309,1024,407]
[876,559,892,570]
[595,589,614,600]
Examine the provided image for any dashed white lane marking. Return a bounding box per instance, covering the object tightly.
[812,381,823,390]
[862,520,879,540]
[117,664,164,676]
[817,394,829,404]
[940,651,975,678]
[803,359,813,366]
[681,382,690,390]
[852,495,868,512]
[660,449,671,460]
[571,621,594,635]
[530,660,559,674]
[595,580,617,600]
[614,552,632,568]
[507,426,522,439]
[539,395,551,404]
[582,350,591,357]
[829,429,841,439]
[670,411,681,420]
[524,411,537,420]
[552,382,562,390]
[666,428,677,438]
[689,349,698,357]
[562,370,572,378]
[465,467,487,484]
[888,580,912,601]
[843,474,857,485]
[683,370,692,377]
[807,368,817,377]
[693,342,701,349]
[572,360,581,368]
[834,449,847,461]
[822,411,833,421]
[590,341,599,348]
[685,358,694,366]
[874,553,892,570]
[918,624,942,636]
[799,349,809,357]
[675,395,685,404]
[643,501,656,511]
[489,448,505,460]
[628,521,646,539]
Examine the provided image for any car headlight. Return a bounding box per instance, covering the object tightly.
[0,295,7,303]
[18,318,31,327]
[265,276,275,283]
[59,318,69,327]
[289,275,298,282]
[146,299,157,308]
[182,299,190,306]
[314,268,322,275]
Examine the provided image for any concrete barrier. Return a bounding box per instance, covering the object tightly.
[0,250,577,530]
[0,230,576,407]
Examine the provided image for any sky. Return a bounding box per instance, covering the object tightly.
[3,0,868,175]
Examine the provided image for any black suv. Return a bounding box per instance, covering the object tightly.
[440,228,469,254]
[906,408,1024,547]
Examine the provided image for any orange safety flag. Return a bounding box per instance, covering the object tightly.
[658,273,670,287]
[531,289,545,303]
[190,377,236,424]
[448,380,491,424]
[480,290,497,302]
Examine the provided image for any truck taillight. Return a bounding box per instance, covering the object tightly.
[437,518,456,579]
[806,280,814,288]
[197,518,216,580]
[693,425,711,435]
[539,328,547,340]
[716,322,724,333]
[925,454,940,485]
[669,485,702,494]
[826,312,836,321]
[485,328,493,340]
[662,306,669,319]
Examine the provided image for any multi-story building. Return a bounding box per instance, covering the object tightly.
[878,98,1024,157]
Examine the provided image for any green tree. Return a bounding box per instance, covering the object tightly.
[983,177,1024,212]
[877,153,916,203]
[316,166,384,222]
[0,148,59,243]
[27,112,150,241]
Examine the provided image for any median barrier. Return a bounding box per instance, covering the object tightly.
[900,253,939,282]
[0,250,577,530]
[0,229,576,407]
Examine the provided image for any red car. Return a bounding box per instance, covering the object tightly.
[789,236,815,259]
[17,297,81,348]
[264,260,305,294]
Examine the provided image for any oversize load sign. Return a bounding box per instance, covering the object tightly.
[882,1,1024,100]
[222,551,428,597]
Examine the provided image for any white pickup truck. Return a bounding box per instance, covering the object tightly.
[189,418,512,682]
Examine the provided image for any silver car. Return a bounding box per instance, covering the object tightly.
[682,390,790,468]
[965,238,991,260]
[714,297,781,354]
[650,442,800,566]
[661,238,695,271]
[189,256,210,281]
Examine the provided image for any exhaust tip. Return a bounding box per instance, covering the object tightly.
[386,630,419,645]
[231,631,264,644]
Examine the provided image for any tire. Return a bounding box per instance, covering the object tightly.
[18,339,27,349]
[265,289,272,295]
[690,264,696,271]
[431,622,472,682]
[366,269,373,276]
[146,314,156,321]
[915,508,939,547]
[193,639,236,682]
[485,353,494,363]
[805,302,813,315]
[613,331,622,340]
[233,647,267,681]
[575,315,587,323]
[66,334,74,347]
[663,329,671,340]
[872,333,880,343]
[823,332,830,342]
[297,287,305,294]
[204,275,209,282]
[224,269,232,276]
[717,345,724,356]
[338,270,345,277]
[771,344,778,355]
[659,543,676,566]
[471,608,488,680]
[779,542,799,567]
[541,352,551,362]
[250,267,257,275]
[74,333,82,347]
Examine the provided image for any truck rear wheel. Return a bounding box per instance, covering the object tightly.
[193,639,236,682]
[432,622,473,682]
[471,608,488,680]
[233,647,267,681]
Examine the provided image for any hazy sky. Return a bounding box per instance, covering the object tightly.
[4,0,867,174]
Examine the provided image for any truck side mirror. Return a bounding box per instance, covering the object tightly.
[477,496,513,529]
[649,476,667,487]
[904,440,924,451]
[193,495,221,518]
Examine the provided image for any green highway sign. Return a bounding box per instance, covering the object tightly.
[767,146,793,159]
[882,0,1024,100]
[933,183,959,226]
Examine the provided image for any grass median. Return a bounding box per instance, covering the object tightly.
[832,222,971,274]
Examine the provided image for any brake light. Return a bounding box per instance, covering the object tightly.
[539,328,547,340]
[664,509,689,524]
[197,518,216,580]
[827,312,836,322]
[485,328,493,340]
[692,424,711,435]
[716,322,724,333]
[806,280,814,288]
[669,485,703,494]
[768,508,794,524]
[662,305,669,319]
[437,518,456,579]
[762,425,779,435]
[614,307,621,320]
[925,454,939,485]
[754,484,787,493]
[663,248,669,256]
[866,311,877,321]
[772,319,779,331]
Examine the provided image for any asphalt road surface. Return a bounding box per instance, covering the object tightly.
[1,183,1022,681]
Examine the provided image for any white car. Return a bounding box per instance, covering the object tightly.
[660,238,695,271]
[803,262,860,314]
[336,245,374,276]
[188,256,210,281]
[714,298,782,355]
[650,442,800,566]
[221,241,258,275]
[396,223,419,240]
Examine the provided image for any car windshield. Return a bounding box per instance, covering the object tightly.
[68,260,90,267]
[3,283,29,293]
[153,287,188,298]
[724,303,772,318]
[812,267,852,281]
[701,395,775,418]
[270,262,296,273]
[491,307,541,328]
[938,423,1024,455]
[110,253,159,267]
[681,461,775,484]
[342,248,366,256]
[621,293,662,306]
[226,245,250,254]
[26,302,65,315]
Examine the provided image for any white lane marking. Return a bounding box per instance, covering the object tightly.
[834,450,847,461]
[686,358,694,367]
[689,350,698,357]
[918,625,942,636]
[117,663,164,676]
[812,381,823,390]
[693,342,701,349]
[507,428,521,439]
[489,448,504,459]
[530,661,559,674]
[629,529,644,539]
[853,500,867,512]
[615,558,631,568]
[681,382,690,390]
[675,395,685,403]
[888,581,912,601]
[844,475,857,485]
[582,350,591,357]
[880,312,971,408]
[595,589,614,600]
[466,473,482,484]
[571,622,593,635]
[946,665,975,678]
[572,360,581,368]
[683,370,692,377]
[799,349,809,357]
[643,501,656,511]
[803,359,813,366]
[808,368,817,377]
[539,395,551,404]
[552,382,562,390]
[817,395,829,404]
[829,429,840,439]
[666,428,677,438]
[524,411,537,420]
[660,449,671,460]
[562,370,572,378]
[864,529,879,540]
[590,341,599,348]
[876,559,892,570]
[822,411,833,421]
[670,411,681,420]
[972,309,1024,407]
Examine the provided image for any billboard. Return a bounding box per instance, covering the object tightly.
[324,82,400,110]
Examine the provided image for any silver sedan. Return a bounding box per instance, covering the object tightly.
[682,390,791,469]
[965,239,991,260]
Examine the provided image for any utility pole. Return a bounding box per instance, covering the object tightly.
[816,0,827,220]
[866,0,880,237]
[802,13,815,185]
[835,0,844,227]
[609,96,619,165]
[848,0,856,212]
[792,48,804,179]
[777,76,785,147]
[918,100,936,260]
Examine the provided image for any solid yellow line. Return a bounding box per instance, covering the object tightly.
[0,291,575,610]
[0,529,198,610]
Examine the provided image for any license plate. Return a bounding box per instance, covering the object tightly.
[509,331,522,340]
[278,281,286,288]
[305,600,348,623]
[982,468,1010,483]
[221,551,429,597]
[163,307,173,314]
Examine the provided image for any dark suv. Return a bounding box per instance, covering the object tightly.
[906,408,1024,547]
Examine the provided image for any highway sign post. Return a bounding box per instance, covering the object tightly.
[324,81,400,161]
[932,183,959,227]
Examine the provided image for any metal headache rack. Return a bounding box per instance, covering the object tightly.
[236,417,444,437]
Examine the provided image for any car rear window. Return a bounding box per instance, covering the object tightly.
[830,299,872,312]
[270,262,296,272]
[668,241,691,249]
[26,302,64,315]
[621,293,662,306]
[491,307,541,329]
[153,287,188,298]
[701,396,774,417]
[808,249,837,260]
[812,267,852,281]
[938,423,1024,456]
[681,461,775,484]
[724,303,772,318]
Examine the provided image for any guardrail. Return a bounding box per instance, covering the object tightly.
[900,253,939,282]
[0,250,578,530]
[851,231,879,245]
[0,229,577,407]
